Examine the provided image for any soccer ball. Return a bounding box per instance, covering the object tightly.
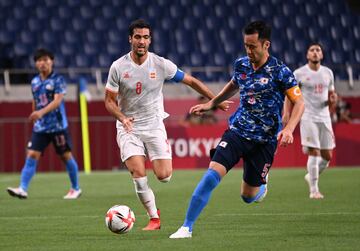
[105,205,136,234]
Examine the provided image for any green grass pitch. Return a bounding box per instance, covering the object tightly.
[1,168,360,251]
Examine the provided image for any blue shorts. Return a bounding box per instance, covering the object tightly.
[211,129,276,187]
[28,129,73,155]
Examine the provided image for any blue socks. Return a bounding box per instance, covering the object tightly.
[65,157,80,190]
[241,184,266,203]
[20,157,38,191]
[183,169,221,231]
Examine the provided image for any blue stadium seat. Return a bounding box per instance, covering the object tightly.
[295,15,311,29]
[102,6,117,19]
[58,6,72,19]
[93,17,109,31]
[354,26,360,40]
[36,6,51,19]
[89,0,102,7]
[341,38,355,53]
[260,4,274,18]
[61,44,76,56]
[355,50,360,64]
[98,54,112,68]
[50,18,67,32]
[75,54,93,67]
[214,52,227,66]
[6,19,22,32]
[80,6,95,19]
[304,2,317,16]
[54,54,67,68]
[72,17,87,31]
[14,43,31,56]
[21,0,36,8]
[0,31,15,44]
[331,51,345,64]
[20,31,35,45]
[294,40,307,54]
[317,15,330,28]
[108,31,123,43]
[84,43,99,56]
[86,30,101,43]
[13,6,27,19]
[282,3,296,17]
[169,4,182,19]
[214,4,228,18]
[28,17,44,32]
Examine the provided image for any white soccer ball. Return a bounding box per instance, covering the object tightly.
[105,205,136,234]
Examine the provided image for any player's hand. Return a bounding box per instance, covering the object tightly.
[189,101,214,115]
[121,117,134,132]
[216,100,233,111]
[277,128,294,147]
[29,110,44,123]
[329,92,338,106]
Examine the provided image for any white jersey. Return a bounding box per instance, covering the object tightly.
[106,52,178,131]
[294,64,335,122]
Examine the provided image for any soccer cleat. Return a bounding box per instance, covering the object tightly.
[7,187,28,199]
[169,226,192,239]
[63,188,82,199]
[255,173,269,203]
[142,209,161,230]
[309,191,324,199]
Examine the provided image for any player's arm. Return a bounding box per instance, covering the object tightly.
[277,86,305,146]
[104,89,133,132]
[190,80,238,115]
[327,90,338,109]
[181,73,231,111]
[29,93,63,122]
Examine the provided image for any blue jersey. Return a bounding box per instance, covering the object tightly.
[31,72,68,133]
[229,56,297,144]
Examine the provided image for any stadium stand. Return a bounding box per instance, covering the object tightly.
[0,0,359,83]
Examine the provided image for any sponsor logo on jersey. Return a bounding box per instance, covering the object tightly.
[123,72,130,79]
[260,77,269,84]
[150,72,156,79]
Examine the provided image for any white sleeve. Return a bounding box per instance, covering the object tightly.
[328,69,335,92]
[163,58,178,80]
[105,63,119,93]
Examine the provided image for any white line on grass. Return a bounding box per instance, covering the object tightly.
[214,212,360,217]
[1,212,359,220]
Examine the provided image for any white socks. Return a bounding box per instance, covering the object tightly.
[307,156,321,193]
[318,158,329,174]
[133,176,159,219]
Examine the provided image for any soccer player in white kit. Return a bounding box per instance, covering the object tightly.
[104,19,229,230]
[293,42,337,199]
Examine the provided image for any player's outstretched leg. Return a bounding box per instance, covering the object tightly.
[170,168,221,239]
[7,157,38,199]
[133,176,161,230]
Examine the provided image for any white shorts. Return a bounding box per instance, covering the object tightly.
[300,120,335,150]
[116,122,172,162]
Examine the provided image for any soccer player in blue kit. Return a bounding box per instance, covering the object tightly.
[170,20,305,238]
[7,49,81,199]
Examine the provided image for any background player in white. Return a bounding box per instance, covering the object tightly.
[285,42,337,199]
[104,19,230,230]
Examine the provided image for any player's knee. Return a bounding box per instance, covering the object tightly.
[159,174,172,183]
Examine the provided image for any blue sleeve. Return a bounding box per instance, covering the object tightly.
[55,76,67,94]
[170,69,185,82]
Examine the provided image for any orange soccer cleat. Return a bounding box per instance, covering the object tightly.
[142,209,161,231]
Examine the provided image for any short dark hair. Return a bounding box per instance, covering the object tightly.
[244,20,271,41]
[33,48,54,62]
[307,42,324,51]
[128,19,152,37]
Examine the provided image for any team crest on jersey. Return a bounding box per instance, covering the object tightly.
[150,71,156,79]
[240,73,247,80]
[260,77,269,84]
[123,72,130,79]
[45,82,54,90]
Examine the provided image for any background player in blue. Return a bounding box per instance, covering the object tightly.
[170,21,305,238]
[7,49,81,200]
